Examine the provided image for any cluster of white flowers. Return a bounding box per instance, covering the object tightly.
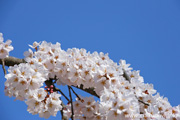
[4,41,63,118]
[64,96,103,120]
[0,33,13,59]
[4,40,180,119]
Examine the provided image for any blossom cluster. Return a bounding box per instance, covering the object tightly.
[4,40,180,119]
[64,96,104,120]
[0,33,13,59]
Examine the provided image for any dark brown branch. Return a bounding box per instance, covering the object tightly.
[68,86,74,120]
[73,85,99,98]
[55,87,70,102]
[0,56,26,66]
[70,86,82,100]
[138,99,149,106]
[60,99,68,120]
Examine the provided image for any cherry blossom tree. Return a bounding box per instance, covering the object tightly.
[0,33,180,120]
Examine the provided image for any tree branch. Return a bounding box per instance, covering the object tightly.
[68,86,74,120]
[60,98,68,120]
[55,87,70,102]
[0,56,26,66]
[70,86,82,101]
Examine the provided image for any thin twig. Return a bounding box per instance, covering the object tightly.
[60,98,64,119]
[54,87,70,102]
[60,98,68,120]
[45,79,70,102]
[138,99,149,106]
[70,86,82,100]
[68,86,74,120]
[2,59,6,75]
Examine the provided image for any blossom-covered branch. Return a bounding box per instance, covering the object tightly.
[1,33,180,120]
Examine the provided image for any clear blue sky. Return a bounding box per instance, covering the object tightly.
[0,0,180,120]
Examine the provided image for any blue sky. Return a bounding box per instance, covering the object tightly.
[0,0,180,120]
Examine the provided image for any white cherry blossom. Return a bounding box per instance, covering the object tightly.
[3,40,180,119]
